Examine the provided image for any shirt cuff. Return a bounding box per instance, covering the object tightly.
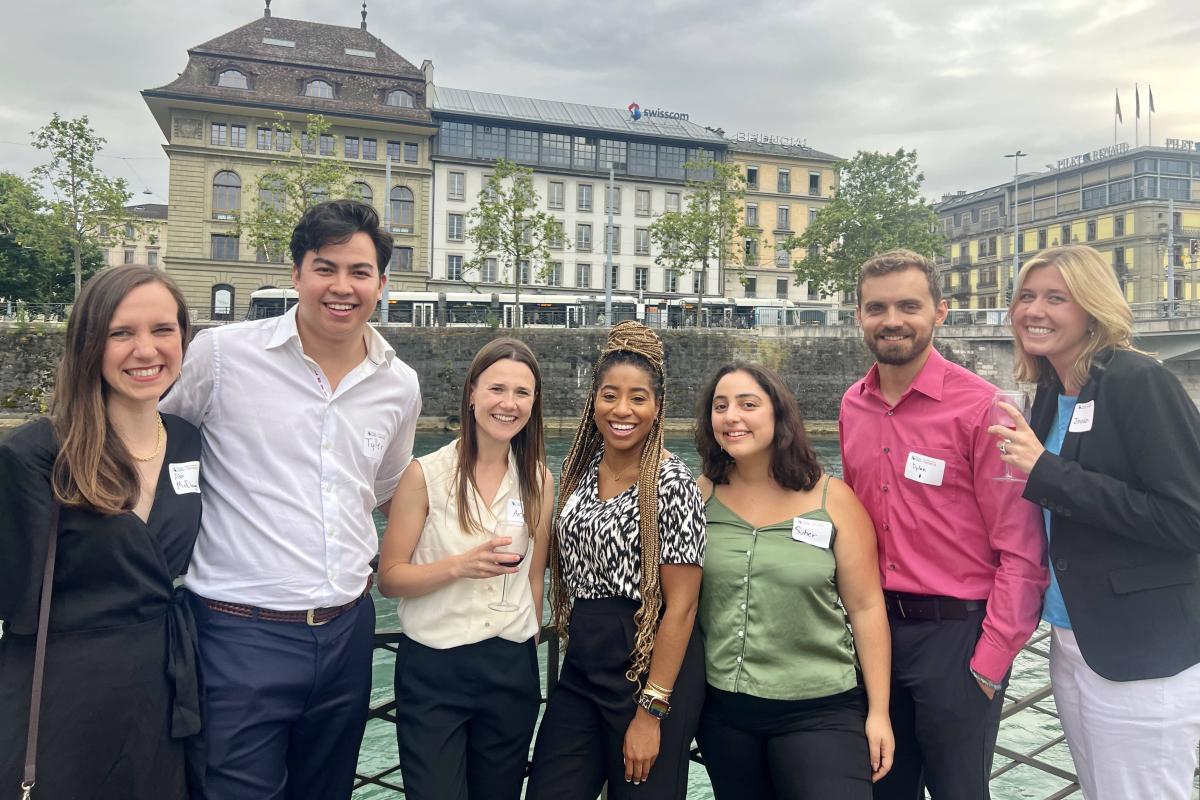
[969,642,1015,686]
[970,668,1002,692]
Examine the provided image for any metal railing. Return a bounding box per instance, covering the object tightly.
[0,302,69,322]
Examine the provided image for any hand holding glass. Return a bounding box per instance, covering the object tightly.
[992,390,1031,482]
[488,514,529,612]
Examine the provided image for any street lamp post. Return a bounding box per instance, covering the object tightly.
[1004,151,1027,296]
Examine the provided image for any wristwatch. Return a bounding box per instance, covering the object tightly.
[636,691,671,720]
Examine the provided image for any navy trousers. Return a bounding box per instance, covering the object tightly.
[189,592,376,800]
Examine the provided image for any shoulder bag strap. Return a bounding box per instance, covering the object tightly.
[21,503,60,800]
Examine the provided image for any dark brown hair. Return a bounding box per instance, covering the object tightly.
[454,337,546,541]
[50,265,191,514]
[857,249,942,306]
[695,362,822,491]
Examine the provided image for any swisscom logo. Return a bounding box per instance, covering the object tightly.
[627,102,642,121]
[627,102,689,122]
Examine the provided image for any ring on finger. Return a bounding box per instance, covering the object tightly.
[999,439,1010,455]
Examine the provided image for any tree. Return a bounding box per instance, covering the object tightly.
[784,148,944,300]
[30,113,134,299]
[649,158,754,326]
[464,160,567,327]
[238,114,355,263]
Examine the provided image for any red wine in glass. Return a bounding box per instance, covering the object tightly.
[489,513,529,612]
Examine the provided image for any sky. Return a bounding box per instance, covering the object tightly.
[1,0,1196,205]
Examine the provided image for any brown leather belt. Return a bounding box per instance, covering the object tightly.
[199,578,372,627]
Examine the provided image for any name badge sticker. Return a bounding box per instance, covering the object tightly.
[363,428,387,459]
[169,461,201,495]
[1069,400,1095,433]
[559,492,581,519]
[792,517,834,549]
[904,452,946,487]
[506,498,526,525]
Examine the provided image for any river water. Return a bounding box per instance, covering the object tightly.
[353,431,1114,800]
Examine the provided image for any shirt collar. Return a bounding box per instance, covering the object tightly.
[859,345,948,403]
[264,305,395,366]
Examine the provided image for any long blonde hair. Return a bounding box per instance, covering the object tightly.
[548,321,667,685]
[1008,245,1134,391]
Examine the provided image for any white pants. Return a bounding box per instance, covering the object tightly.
[1050,625,1200,800]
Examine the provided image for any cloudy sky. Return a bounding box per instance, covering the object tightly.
[1,0,1196,203]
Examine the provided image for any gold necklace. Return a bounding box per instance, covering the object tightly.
[131,414,165,462]
[602,458,633,484]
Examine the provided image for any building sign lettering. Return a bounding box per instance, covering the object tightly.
[734,131,810,149]
[1166,138,1199,152]
[1055,142,1129,169]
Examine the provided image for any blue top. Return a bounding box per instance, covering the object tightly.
[1041,394,1078,629]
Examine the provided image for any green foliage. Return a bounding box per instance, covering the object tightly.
[30,113,134,299]
[464,160,567,326]
[238,114,355,263]
[649,159,753,322]
[784,148,944,299]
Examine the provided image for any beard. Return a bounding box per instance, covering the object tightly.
[865,327,933,366]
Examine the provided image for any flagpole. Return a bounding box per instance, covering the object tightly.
[1135,84,1139,148]
[1148,85,1153,147]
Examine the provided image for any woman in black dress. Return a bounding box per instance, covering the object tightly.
[0,265,204,799]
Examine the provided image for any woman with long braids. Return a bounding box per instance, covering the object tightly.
[527,321,705,800]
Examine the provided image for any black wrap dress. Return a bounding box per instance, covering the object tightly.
[0,415,204,800]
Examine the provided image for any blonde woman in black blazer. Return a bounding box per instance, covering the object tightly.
[989,245,1200,800]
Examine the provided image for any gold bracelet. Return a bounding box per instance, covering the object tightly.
[644,680,672,700]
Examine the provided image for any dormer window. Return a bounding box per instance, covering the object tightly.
[385,89,414,108]
[304,79,334,98]
[217,69,248,89]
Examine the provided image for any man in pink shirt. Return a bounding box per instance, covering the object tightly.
[839,250,1047,799]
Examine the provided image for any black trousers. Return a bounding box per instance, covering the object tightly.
[189,592,375,800]
[872,607,1006,800]
[698,685,872,800]
[393,633,541,800]
[526,597,704,800]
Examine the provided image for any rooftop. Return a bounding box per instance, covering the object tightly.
[430,86,727,145]
[727,137,841,163]
[124,203,168,220]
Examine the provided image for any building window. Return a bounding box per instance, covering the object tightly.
[475,125,506,159]
[746,166,758,189]
[666,192,681,213]
[1109,179,1131,204]
[1060,224,1072,245]
[547,181,564,210]
[259,177,284,212]
[609,264,620,291]
[548,221,565,250]
[349,182,372,206]
[576,223,592,251]
[1134,176,1157,199]
[344,136,359,158]
[1037,228,1047,249]
[809,172,821,196]
[547,261,562,287]
[606,186,621,214]
[635,266,649,291]
[385,89,414,108]
[1162,178,1190,201]
[404,142,419,163]
[572,136,596,170]
[745,203,758,226]
[481,257,498,283]
[693,271,703,294]
[577,184,593,212]
[635,228,650,255]
[665,270,678,293]
[300,133,316,154]
[211,284,234,320]
[390,246,413,272]
[362,138,377,160]
[447,213,464,241]
[605,225,620,254]
[448,172,465,201]
[744,277,757,298]
[319,134,334,156]
[230,125,246,148]
[636,189,651,216]
[518,260,531,284]
[211,234,239,261]
[275,131,291,152]
[777,169,791,194]
[776,205,790,230]
[210,122,227,146]
[256,127,272,149]
[305,79,334,98]
[1082,185,1107,211]
[775,245,790,268]
[508,129,539,165]
[447,255,463,281]
[123,249,135,265]
[123,223,135,239]
[212,171,241,217]
[576,263,591,289]
[1114,214,1126,237]
[540,133,572,167]
[598,140,627,171]
[387,141,401,163]
[390,186,414,233]
[776,278,788,299]
[1113,247,1126,269]
[657,146,685,180]
[1086,219,1097,242]
[217,69,248,89]
[438,121,472,157]
[628,143,656,177]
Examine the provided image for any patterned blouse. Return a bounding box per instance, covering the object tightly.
[556,449,705,601]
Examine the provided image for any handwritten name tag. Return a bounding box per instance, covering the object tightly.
[169,461,200,495]
[507,498,526,525]
[904,452,946,487]
[363,428,387,459]
[559,493,580,519]
[1069,401,1094,433]
[792,517,834,549]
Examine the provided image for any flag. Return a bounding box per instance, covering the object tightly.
[1115,89,1123,122]
[1149,85,1156,113]
[1136,85,1141,119]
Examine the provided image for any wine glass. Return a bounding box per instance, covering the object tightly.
[488,501,530,613]
[992,390,1031,482]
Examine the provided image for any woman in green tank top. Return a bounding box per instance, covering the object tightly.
[693,362,893,799]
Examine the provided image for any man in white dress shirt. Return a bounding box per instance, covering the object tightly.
[161,200,421,800]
